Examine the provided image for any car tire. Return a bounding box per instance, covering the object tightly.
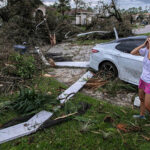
[99,62,118,80]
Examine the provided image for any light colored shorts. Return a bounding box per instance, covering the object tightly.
[139,79,150,94]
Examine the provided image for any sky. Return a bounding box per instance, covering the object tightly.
[43,0,150,10]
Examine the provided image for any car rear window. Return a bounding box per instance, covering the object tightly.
[116,39,146,53]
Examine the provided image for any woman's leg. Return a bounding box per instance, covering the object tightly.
[144,94,150,113]
[139,89,145,116]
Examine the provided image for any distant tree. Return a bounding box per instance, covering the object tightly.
[74,0,87,16]
[54,0,71,16]
[97,0,123,23]
[0,0,42,22]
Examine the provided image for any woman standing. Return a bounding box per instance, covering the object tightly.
[131,38,150,119]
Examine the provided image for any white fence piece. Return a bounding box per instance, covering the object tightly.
[58,71,93,104]
[0,111,53,144]
[55,62,89,68]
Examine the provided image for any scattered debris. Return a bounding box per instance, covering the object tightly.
[141,135,150,141]
[41,102,91,129]
[85,78,107,89]
[104,116,114,123]
[43,74,54,78]
[0,70,93,144]
[134,96,140,107]
[91,130,113,139]
[117,123,128,133]
[0,84,3,87]
[36,47,50,66]
[48,58,56,67]
[116,123,141,133]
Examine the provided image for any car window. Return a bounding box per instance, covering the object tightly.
[116,39,146,53]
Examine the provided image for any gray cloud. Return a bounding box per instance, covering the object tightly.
[136,0,150,4]
[43,0,150,10]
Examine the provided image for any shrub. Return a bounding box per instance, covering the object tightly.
[10,53,36,79]
[12,88,59,114]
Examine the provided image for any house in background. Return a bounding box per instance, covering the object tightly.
[33,5,46,17]
[76,10,95,25]
[132,13,150,25]
[67,9,96,25]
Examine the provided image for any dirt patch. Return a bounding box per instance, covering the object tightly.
[48,43,93,61]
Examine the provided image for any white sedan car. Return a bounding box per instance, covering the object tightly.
[90,36,147,85]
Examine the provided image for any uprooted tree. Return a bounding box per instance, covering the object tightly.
[93,0,132,37]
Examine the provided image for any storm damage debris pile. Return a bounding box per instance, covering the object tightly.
[37,48,90,68]
[0,71,93,144]
[77,31,112,40]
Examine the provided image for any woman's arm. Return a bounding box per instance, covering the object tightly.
[130,39,148,55]
[130,43,145,55]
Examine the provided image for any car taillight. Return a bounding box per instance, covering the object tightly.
[92,49,99,53]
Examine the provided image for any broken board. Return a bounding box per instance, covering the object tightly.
[0,111,53,144]
[55,62,89,68]
[58,71,93,104]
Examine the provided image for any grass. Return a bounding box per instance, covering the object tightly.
[1,76,150,150]
[132,24,145,29]
[137,32,150,36]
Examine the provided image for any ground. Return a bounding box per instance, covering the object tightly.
[0,76,150,150]
[132,24,150,35]
[47,42,136,107]
[1,29,150,150]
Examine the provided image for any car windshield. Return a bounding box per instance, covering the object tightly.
[116,39,146,53]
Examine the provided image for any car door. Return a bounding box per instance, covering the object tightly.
[118,52,143,85]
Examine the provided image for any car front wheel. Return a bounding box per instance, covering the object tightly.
[99,62,118,80]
